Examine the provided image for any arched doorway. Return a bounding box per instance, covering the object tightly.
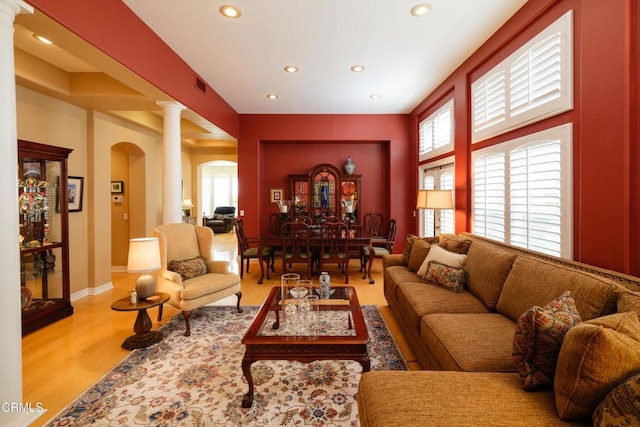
[198,160,238,224]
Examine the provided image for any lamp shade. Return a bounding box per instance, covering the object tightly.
[127,237,161,273]
[416,190,454,209]
[182,199,194,209]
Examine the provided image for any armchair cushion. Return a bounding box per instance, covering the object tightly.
[168,255,208,280]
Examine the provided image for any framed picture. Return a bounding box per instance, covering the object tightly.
[111,181,124,194]
[68,176,84,212]
[270,188,283,203]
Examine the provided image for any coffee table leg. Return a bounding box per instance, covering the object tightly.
[241,355,255,408]
[361,356,371,373]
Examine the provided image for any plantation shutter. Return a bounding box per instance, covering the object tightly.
[422,174,436,237]
[473,71,506,132]
[419,100,454,161]
[439,170,455,234]
[473,153,505,241]
[509,140,562,255]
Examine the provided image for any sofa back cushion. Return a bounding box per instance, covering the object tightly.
[618,291,640,315]
[464,241,517,310]
[407,239,432,272]
[496,256,621,322]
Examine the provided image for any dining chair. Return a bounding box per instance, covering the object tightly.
[361,218,397,276]
[235,218,273,284]
[319,221,350,283]
[363,213,386,244]
[281,221,312,279]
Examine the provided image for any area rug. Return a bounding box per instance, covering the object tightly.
[45,305,406,426]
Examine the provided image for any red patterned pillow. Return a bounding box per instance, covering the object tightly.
[422,261,467,293]
[168,256,208,280]
[513,291,582,391]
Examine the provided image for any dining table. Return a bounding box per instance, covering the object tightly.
[257,233,376,285]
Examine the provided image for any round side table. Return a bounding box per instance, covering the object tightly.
[111,292,170,350]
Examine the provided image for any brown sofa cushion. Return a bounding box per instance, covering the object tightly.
[465,240,517,310]
[555,312,640,421]
[438,233,473,254]
[618,291,640,315]
[401,234,438,265]
[513,291,582,391]
[358,371,587,427]
[497,256,621,322]
[420,313,517,372]
[395,282,489,332]
[592,372,640,426]
[407,239,432,272]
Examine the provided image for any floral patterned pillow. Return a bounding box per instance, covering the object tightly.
[512,291,582,391]
[592,372,640,425]
[168,256,208,280]
[422,261,467,293]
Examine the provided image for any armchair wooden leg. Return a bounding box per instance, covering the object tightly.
[157,303,164,321]
[182,310,192,337]
[236,291,243,313]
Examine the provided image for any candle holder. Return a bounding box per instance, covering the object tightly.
[276,200,292,220]
[342,199,357,223]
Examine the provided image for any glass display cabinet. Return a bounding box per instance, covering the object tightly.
[289,163,362,228]
[18,140,73,335]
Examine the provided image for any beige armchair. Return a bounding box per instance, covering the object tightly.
[152,223,242,336]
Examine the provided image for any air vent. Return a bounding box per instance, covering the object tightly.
[195,76,207,94]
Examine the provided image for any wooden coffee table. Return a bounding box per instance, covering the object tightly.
[111,292,169,350]
[240,285,370,408]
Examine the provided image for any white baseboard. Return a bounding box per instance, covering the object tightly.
[70,281,114,302]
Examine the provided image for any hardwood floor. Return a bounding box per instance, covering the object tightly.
[22,230,418,426]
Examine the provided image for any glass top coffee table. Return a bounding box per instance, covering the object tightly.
[240,285,370,408]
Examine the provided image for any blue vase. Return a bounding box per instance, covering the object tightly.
[321,185,328,208]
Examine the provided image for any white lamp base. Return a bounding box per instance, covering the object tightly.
[135,274,156,299]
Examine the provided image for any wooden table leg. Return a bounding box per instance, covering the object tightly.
[241,355,255,408]
[121,308,163,350]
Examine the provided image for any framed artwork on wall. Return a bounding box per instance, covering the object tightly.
[270,188,283,203]
[111,181,124,194]
[68,176,84,212]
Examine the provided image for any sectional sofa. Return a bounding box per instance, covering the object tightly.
[357,233,640,426]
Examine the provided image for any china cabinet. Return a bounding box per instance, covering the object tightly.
[289,163,362,227]
[18,140,73,335]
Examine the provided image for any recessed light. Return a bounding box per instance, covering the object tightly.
[219,5,241,18]
[266,93,278,100]
[283,65,299,73]
[410,3,431,17]
[351,65,365,72]
[33,34,53,45]
[370,94,382,99]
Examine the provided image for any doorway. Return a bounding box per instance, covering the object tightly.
[198,161,238,222]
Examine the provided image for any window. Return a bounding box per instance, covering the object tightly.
[420,161,455,237]
[471,124,572,258]
[472,11,573,142]
[419,100,454,161]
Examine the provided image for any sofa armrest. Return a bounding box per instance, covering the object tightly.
[383,254,404,269]
[206,260,233,274]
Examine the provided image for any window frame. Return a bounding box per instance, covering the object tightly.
[419,157,455,238]
[471,123,573,258]
[419,99,455,162]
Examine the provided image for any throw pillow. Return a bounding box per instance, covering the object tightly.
[438,233,473,254]
[168,256,208,280]
[512,291,582,391]
[401,234,438,265]
[422,261,467,292]
[592,372,640,426]
[618,291,640,315]
[417,244,467,278]
[555,311,640,421]
[407,239,432,272]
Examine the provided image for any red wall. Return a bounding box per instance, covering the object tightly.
[413,0,640,275]
[238,114,412,248]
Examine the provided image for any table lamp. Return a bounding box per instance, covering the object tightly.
[416,189,453,236]
[127,237,161,299]
[182,199,194,217]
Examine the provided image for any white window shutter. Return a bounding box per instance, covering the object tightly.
[473,152,506,241]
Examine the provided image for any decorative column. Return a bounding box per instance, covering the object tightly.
[157,101,186,224]
[0,1,35,425]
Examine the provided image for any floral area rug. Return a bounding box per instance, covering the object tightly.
[45,305,406,426]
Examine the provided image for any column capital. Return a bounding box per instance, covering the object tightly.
[156,100,186,116]
[0,0,33,17]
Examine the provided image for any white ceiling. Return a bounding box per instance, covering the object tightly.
[13,1,527,144]
[122,0,528,114]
